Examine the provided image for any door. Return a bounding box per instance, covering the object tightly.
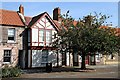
[18,50,25,68]
[62,52,66,66]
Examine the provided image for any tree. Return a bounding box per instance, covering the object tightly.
[52,11,120,69]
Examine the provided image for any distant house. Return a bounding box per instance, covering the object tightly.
[0,5,119,69]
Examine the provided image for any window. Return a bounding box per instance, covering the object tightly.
[46,30,52,43]
[3,50,11,63]
[39,29,52,46]
[41,50,48,63]
[8,28,15,42]
[39,30,44,42]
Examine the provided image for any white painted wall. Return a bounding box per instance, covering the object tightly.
[36,22,43,28]
[32,28,38,46]
[31,16,57,47]
[78,55,82,66]
[39,20,45,27]
[66,52,70,66]
[58,52,62,66]
[96,54,100,62]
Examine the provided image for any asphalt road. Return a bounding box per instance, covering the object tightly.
[19,64,119,78]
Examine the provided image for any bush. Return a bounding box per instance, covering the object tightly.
[2,65,21,78]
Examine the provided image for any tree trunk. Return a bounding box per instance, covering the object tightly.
[93,52,96,65]
[81,53,86,69]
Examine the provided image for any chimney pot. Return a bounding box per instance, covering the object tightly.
[19,5,24,15]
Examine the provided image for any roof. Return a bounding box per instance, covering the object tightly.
[115,28,120,36]
[53,20,61,30]
[25,16,32,26]
[28,12,45,27]
[28,12,59,31]
[99,26,109,29]
[0,9,24,27]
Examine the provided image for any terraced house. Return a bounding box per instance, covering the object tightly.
[0,5,119,69]
[0,5,25,67]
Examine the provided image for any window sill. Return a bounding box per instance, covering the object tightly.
[7,41,16,44]
[3,62,11,64]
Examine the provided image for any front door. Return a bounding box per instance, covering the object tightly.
[18,50,25,68]
[62,52,66,66]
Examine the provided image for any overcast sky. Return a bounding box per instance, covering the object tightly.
[1,2,118,27]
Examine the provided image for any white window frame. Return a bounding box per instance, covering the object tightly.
[39,30,44,42]
[7,28,15,43]
[46,30,52,43]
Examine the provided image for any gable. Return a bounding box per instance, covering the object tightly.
[33,16,57,30]
[29,12,59,31]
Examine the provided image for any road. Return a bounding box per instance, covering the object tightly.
[19,64,119,78]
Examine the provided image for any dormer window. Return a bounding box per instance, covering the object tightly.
[8,28,15,42]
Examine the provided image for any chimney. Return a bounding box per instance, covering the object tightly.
[53,7,61,21]
[19,5,24,15]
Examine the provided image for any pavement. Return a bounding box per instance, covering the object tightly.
[87,64,118,68]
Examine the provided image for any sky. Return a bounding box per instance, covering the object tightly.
[1,2,119,27]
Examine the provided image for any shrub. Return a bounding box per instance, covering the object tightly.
[2,65,21,78]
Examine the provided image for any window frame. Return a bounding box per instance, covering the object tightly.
[39,29,44,42]
[46,30,52,43]
[7,28,16,43]
[3,50,11,64]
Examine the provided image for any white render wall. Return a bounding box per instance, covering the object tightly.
[66,52,70,66]
[31,16,58,47]
[32,28,38,46]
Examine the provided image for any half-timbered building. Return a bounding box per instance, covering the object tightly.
[25,12,62,68]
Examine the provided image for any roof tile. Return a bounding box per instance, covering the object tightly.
[0,9,24,27]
